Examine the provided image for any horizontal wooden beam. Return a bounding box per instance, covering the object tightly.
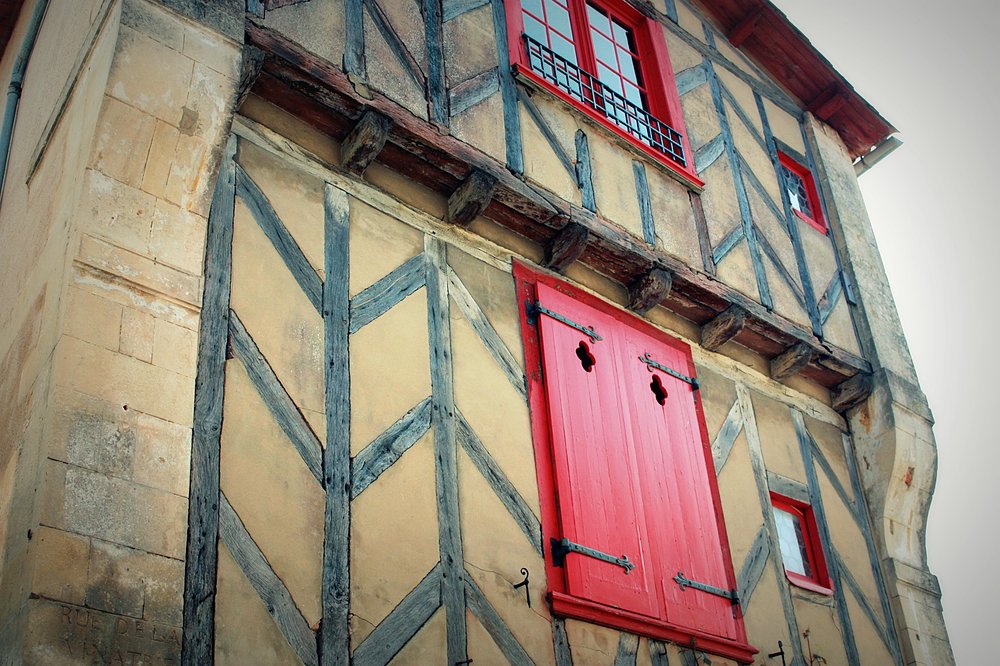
[628,268,672,314]
[542,220,589,273]
[448,168,498,227]
[244,21,872,390]
[341,109,392,174]
[808,84,846,121]
[701,305,747,352]
[770,342,814,381]
[832,372,873,412]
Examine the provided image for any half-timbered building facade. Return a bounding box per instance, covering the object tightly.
[0,0,954,664]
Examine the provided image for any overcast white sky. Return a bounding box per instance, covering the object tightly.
[769,0,1000,663]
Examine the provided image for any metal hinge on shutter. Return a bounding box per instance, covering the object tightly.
[673,572,739,605]
[639,352,699,390]
[526,301,602,343]
[551,538,634,574]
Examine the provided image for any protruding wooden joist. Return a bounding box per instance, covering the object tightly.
[727,6,764,47]
[627,268,672,315]
[542,220,589,273]
[832,372,873,412]
[701,305,747,351]
[340,110,393,174]
[808,84,846,120]
[770,342,814,381]
[447,168,497,227]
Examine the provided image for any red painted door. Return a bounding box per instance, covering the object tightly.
[620,327,739,640]
[535,283,662,619]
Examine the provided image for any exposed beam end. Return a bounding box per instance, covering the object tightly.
[770,342,814,381]
[542,220,589,273]
[447,168,498,227]
[628,268,673,315]
[341,110,393,174]
[728,8,764,47]
[832,373,873,412]
[701,305,747,351]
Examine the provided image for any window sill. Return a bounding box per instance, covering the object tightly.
[550,591,758,663]
[513,65,705,193]
[793,209,828,235]
[785,571,834,596]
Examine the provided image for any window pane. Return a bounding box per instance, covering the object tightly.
[586,3,612,37]
[591,31,616,69]
[523,0,543,19]
[782,165,814,218]
[611,17,631,47]
[545,0,574,39]
[618,47,640,85]
[524,14,548,45]
[773,506,813,578]
[552,34,578,65]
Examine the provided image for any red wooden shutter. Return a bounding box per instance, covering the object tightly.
[620,327,740,640]
[535,283,662,619]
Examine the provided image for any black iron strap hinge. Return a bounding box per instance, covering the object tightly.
[673,572,739,605]
[526,301,602,343]
[551,538,634,574]
[639,353,699,390]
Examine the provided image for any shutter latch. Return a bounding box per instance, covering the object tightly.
[526,301,602,343]
[551,538,634,574]
[639,353,699,390]
[673,572,739,605]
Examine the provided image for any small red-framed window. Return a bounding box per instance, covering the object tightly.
[515,262,757,664]
[770,492,833,595]
[778,151,827,234]
[505,0,698,185]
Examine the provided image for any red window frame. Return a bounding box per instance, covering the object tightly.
[505,0,700,187]
[770,492,833,595]
[514,261,756,664]
[778,151,827,234]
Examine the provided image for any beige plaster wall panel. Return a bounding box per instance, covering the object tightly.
[675,1,707,43]
[349,289,432,454]
[817,472,882,603]
[451,90,508,166]
[364,12,428,122]
[219,360,325,627]
[215,541,305,666]
[388,607,447,664]
[589,133,644,240]
[747,189,799,283]
[750,393,805,483]
[264,1,347,70]
[714,240,762,305]
[444,4,499,85]
[350,432,439,645]
[805,416,852,495]
[458,452,553,663]
[349,198,425,298]
[799,221,837,288]
[844,592,896,666]
[714,40,765,88]
[230,201,327,437]
[764,99,805,156]
[237,141,327,278]
[565,618,623,665]
[646,165,702,268]
[365,161,449,218]
[741,565,793,660]
[518,97,582,206]
[467,609,511,665]
[694,366,737,441]
[762,252,810,330]
[448,247,523,360]
[665,29,703,73]
[697,155,740,246]
[241,94,344,168]
[717,433,766,562]
[791,596,850,666]
[718,69,765,146]
[822,295,862,356]
[679,84,722,157]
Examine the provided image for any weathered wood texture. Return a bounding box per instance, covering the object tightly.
[425,237,468,664]
[320,184,352,665]
[832,372,873,412]
[229,309,323,485]
[465,575,534,665]
[615,633,640,666]
[700,305,747,352]
[351,398,433,498]
[182,137,236,666]
[627,268,672,314]
[770,342,814,381]
[349,253,426,333]
[736,525,769,607]
[648,640,669,666]
[711,399,743,474]
[552,618,573,666]
[633,161,656,245]
[423,0,448,124]
[448,169,498,227]
[575,130,596,211]
[340,110,393,174]
[243,22,871,389]
[542,221,589,273]
[219,494,318,666]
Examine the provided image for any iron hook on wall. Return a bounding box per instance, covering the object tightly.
[768,640,787,666]
[512,567,530,608]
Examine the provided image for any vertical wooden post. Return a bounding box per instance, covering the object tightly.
[320,184,352,665]
[425,236,468,664]
[182,136,236,666]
